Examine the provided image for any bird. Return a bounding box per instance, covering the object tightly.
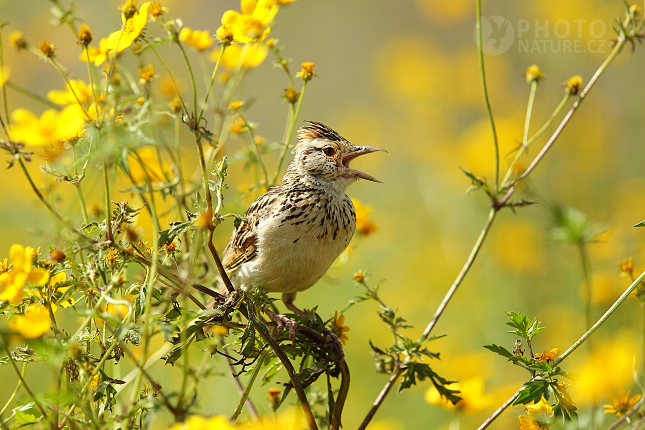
[221,121,385,330]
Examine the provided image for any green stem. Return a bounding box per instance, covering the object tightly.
[198,44,226,125]
[124,160,161,428]
[0,362,25,417]
[498,30,625,207]
[17,157,96,244]
[176,41,198,121]
[501,92,570,186]
[272,81,307,185]
[103,162,113,243]
[230,350,267,421]
[578,242,595,429]
[475,0,499,194]
[50,58,91,121]
[5,81,60,110]
[423,207,497,338]
[248,308,318,430]
[479,269,645,430]
[2,345,50,425]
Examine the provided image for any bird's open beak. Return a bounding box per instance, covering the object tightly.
[340,146,387,183]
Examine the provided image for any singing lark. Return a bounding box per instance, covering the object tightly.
[222,121,385,325]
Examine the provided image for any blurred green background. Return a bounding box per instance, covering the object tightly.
[1,0,645,428]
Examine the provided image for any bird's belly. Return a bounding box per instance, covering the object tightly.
[233,216,353,294]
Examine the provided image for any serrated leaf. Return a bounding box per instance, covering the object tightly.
[513,380,550,405]
[163,343,189,366]
[483,344,515,359]
[158,221,194,246]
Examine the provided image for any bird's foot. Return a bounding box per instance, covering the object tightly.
[266,310,297,342]
[323,327,345,362]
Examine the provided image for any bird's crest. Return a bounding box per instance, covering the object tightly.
[294,121,351,153]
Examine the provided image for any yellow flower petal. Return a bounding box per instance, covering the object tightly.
[50,272,66,287]
[10,305,51,338]
[10,244,28,271]
[28,268,49,286]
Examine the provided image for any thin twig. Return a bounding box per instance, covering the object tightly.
[357,365,404,430]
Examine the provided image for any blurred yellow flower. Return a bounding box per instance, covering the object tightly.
[167,414,236,430]
[179,28,214,51]
[425,376,493,414]
[351,198,377,236]
[572,333,637,404]
[9,105,86,147]
[50,272,75,307]
[78,24,93,46]
[604,388,641,417]
[104,2,150,53]
[209,43,268,69]
[525,64,543,84]
[9,304,51,338]
[518,396,553,430]
[129,146,172,184]
[330,311,350,344]
[0,258,8,274]
[48,79,93,105]
[0,245,49,304]
[221,0,278,44]
[80,37,111,66]
[618,257,635,278]
[296,62,316,81]
[10,31,27,50]
[565,75,583,95]
[39,40,55,58]
[139,64,156,83]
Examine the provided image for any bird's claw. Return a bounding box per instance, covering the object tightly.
[323,327,345,362]
[270,313,297,342]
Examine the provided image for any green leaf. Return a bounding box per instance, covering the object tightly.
[240,320,256,357]
[635,220,645,227]
[513,380,550,405]
[158,221,194,246]
[483,344,514,359]
[163,343,189,366]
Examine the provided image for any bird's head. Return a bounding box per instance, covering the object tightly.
[283,121,386,191]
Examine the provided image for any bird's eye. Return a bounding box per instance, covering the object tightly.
[322,146,336,157]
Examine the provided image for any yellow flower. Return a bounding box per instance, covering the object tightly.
[9,304,51,338]
[518,397,553,430]
[296,61,316,81]
[330,311,350,344]
[10,31,27,50]
[179,27,214,51]
[0,245,49,304]
[9,105,86,147]
[50,272,75,307]
[425,376,493,414]
[221,0,278,44]
[167,414,236,430]
[283,86,298,103]
[216,25,234,44]
[39,40,55,58]
[0,258,8,274]
[619,257,635,278]
[149,1,166,19]
[268,387,281,410]
[352,198,377,236]
[138,64,155,83]
[129,146,172,183]
[604,388,641,417]
[89,374,99,389]
[48,79,93,105]
[229,100,244,110]
[80,37,111,66]
[104,2,150,54]
[78,24,93,46]
[267,0,298,4]
[209,43,268,69]
[534,348,560,364]
[228,116,246,134]
[525,64,543,84]
[353,270,365,282]
[565,75,583,95]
